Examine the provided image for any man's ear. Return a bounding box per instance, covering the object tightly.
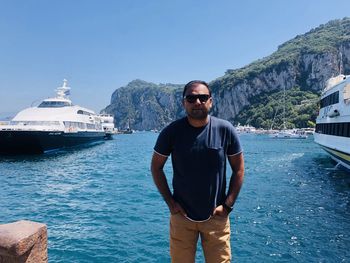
[209,97,213,109]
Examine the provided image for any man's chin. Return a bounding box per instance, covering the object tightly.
[188,111,208,120]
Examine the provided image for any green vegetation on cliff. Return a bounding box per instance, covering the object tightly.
[235,87,319,129]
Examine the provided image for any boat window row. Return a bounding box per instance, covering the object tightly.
[77,110,92,116]
[315,122,350,138]
[87,123,102,130]
[64,121,102,130]
[10,121,60,126]
[64,121,87,129]
[320,91,339,108]
[101,118,113,123]
[38,101,71,108]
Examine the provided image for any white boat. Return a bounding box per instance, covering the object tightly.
[314,74,350,170]
[0,80,109,154]
[235,124,257,134]
[269,129,308,139]
[99,113,118,139]
[269,85,307,139]
[118,118,134,134]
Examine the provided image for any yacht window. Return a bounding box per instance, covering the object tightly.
[320,91,339,108]
[344,84,350,101]
[316,122,350,137]
[38,101,71,108]
[86,123,95,129]
[77,110,91,115]
[344,123,348,137]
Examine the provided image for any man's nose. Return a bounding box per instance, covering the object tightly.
[194,98,202,104]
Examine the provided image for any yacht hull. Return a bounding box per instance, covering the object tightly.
[0,130,106,154]
[314,133,350,170]
[320,145,350,170]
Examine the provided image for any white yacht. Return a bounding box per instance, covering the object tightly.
[269,85,307,139]
[0,80,108,154]
[269,129,308,139]
[99,113,118,139]
[314,74,350,170]
[235,124,257,134]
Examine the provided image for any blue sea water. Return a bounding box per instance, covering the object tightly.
[0,132,350,262]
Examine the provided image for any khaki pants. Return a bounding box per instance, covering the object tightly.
[170,213,231,263]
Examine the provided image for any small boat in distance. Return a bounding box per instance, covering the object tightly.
[118,118,134,134]
[269,129,308,139]
[0,80,109,154]
[99,113,118,139]
[314,74,350,170]
[235,124,256,134]
[269,85,307,139]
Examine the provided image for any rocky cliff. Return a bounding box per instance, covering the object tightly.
[211,45,350,121]
[103,80,183,130]
[102,18,350,130]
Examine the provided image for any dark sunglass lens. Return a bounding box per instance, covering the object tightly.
[185,95,210,103]
[185,95,197,103]
[198,95,210,102]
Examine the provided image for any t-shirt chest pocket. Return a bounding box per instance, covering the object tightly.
[206,145,224,163]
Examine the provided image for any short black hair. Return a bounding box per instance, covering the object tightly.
[182,80,211,98]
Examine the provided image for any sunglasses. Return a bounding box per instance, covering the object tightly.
[184,94,211,103]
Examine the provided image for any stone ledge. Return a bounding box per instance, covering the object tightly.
[0,220,47,263]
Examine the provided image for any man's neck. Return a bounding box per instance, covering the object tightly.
[187,115,210,128]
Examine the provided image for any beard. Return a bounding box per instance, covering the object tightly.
[186,108,209,120]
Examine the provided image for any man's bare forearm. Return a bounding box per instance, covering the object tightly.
[225,153,245,207]
[152,168,173,205]
[151,152,186,215]
[225,169,244,207]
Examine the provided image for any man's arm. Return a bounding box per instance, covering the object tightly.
[150,152,186,215]
[213,152,244,216]
[225,152,245,208]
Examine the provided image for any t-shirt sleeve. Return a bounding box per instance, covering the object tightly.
[226,125,243,156]
[154,125,173,157]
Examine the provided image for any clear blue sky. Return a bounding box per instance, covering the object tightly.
[0,0,349,115]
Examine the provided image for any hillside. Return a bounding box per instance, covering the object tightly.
[102,17,350,130]
[103,79,183,130]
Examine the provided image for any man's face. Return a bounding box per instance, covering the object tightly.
[183,84,212,120]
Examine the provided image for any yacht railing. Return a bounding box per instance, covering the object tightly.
[0,121,62,131]
[9,121,61,126]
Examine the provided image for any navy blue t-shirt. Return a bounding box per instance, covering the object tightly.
[154,116,242,221]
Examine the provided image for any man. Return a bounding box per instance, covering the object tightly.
[151,80,244,263]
